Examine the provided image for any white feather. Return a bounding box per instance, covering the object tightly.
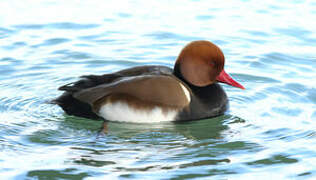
[179,83,191,102]
[98,102,178,123]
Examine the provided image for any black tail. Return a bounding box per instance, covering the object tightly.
[52,75,116,120]
[52,74,122,120]
[52,92,101,120]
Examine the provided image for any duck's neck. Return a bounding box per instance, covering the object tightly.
[173,63,183,80]
[173,63,206,91]
[173,63,227,103]
[173,64,228,119]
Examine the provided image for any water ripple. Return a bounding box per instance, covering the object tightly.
[13,22,100,30]
[33,38,70,47]
[145,31,201,41]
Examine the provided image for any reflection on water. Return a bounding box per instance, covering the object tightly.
[1,0,316,179]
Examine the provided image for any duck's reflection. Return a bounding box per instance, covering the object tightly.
[60,114,240,140]
[57,115,252,172]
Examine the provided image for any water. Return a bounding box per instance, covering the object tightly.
[1,0,316,179]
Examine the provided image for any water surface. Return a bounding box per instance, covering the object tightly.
[1,0,316,179]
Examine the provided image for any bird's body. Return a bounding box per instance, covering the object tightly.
[53,41,244,123]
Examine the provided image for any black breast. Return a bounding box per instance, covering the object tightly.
[176,83,228,121]
[173,65,228,121]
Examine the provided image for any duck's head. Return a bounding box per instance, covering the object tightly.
[174,40,244,89]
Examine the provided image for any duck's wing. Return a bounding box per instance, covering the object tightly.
[73,75,191,110]
[58,65,173,93]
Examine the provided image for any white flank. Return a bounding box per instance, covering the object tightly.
[179,83,191,102]
[98,102,178,123]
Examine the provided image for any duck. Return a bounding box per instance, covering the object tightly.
[53,40,244,123]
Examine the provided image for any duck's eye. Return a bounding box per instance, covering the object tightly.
[209,61,215,66]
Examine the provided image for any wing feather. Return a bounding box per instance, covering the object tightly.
[73,75,190,108]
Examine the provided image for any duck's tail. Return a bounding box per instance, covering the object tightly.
[51,92,100,120]
[51,75,109,120]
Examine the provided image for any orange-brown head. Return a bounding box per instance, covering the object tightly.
[174,40,244,89]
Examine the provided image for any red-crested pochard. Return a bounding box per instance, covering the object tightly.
[53,40,244,123]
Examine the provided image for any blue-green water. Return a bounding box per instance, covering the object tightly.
[1,0,316,179]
